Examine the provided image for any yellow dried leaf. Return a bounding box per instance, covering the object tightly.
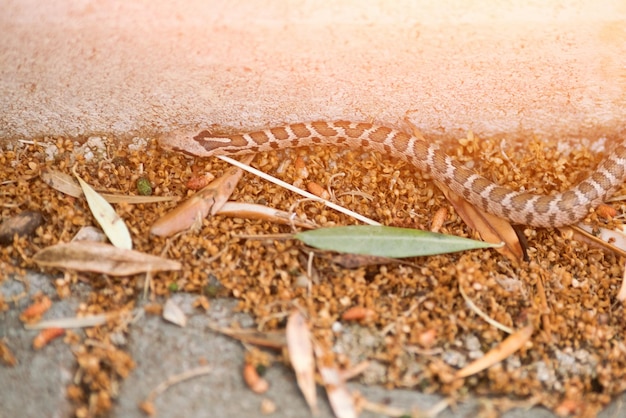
[75,172,132,249]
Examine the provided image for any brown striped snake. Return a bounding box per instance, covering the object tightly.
[160,121,626,227]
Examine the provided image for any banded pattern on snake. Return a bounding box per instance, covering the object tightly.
[160,121,626,227]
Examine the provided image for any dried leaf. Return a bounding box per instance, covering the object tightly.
[286,310,317,415]
[163,298,187,327]
[206,324,286,349]
[0,210,43,245]
[150,155,254,237]
[41,168,174,203]
[71,226,107,243]
[216,202,317,229]
[328,252,397,268]
[455,325,533,379]
[0,340,18,366]
[565,224,626,257]
[75,172,132,249]
[32,242,181,276]
[296,225,499,258]
[313,343,357,418]
[437,181,523,263]
[41,168,83,197]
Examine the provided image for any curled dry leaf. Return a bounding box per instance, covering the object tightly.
[162,298,187,327]
[436,180,523,263]
[75,172,132,250]
[286,310,317,415]
[455,325,533,379]
[32,242,181,276]
[151,155,254,237]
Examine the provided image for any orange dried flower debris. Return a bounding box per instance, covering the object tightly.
[2,131,626,417]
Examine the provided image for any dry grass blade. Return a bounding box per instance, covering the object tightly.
[139,365,213,416]
[286,310,318,415]
[436,181,523,263]
[455,325,533,379]
[618,262,626,302]
[32,242,182,276]
[458,276,514,334]
[24,313,111,330]
[150,155,254,237]
[74,169,133,249]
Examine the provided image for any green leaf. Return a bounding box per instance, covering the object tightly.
[295,225,500,258]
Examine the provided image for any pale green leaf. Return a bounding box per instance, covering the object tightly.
[295,225,500,258]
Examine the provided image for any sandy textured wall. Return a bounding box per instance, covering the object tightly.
[1,0,625,141]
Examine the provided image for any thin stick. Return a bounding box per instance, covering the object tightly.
[217,155,381,226]
[144,365,213,403]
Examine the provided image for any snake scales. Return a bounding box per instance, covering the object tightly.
[160,121,626,227]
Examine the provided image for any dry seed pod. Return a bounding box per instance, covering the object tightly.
[596,204,617,220]
[341,306,376,322]
[294,156,309,178]
[136,177,153,196]
[243,363,269,394]
[430,207,448,233]
[20,296,52,322]
[33,327,65,350]
[186,173,214,190]
[306,182,330,199]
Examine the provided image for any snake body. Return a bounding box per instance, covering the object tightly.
[160,121,626,227]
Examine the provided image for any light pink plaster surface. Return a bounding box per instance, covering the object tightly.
[1,0,625,141]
